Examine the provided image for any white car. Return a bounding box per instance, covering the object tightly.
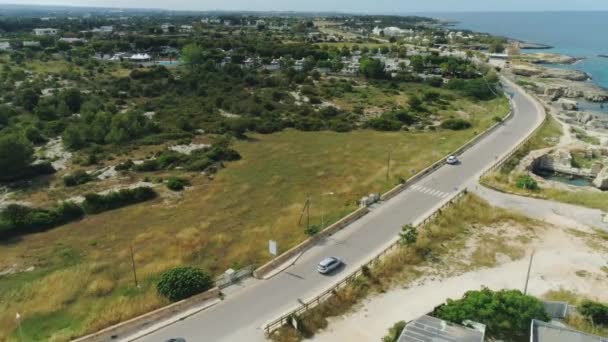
[318,257,342,274]
[446,156,459,165]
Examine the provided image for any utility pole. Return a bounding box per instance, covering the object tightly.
[16,313,24,342]
[130,245,139,288]
[321,192,334,229]
[306,197,310,231]
[386,151,392,182]
[523,251,534,295]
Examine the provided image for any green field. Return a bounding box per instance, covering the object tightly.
[0,96,508,341]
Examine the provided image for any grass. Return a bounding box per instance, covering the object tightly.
[572,127,601,145]
[543,289,608,338]
[0,92,508,340]
[271,194,538,341]
[479,114,608,212]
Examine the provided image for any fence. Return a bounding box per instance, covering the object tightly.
[262,190,467,335]
[263,79,547,336]
[214,265,254,289]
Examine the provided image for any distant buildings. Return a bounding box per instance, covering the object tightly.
[33,28,58,36]
[0,42,11,51]
[372,26,414,37]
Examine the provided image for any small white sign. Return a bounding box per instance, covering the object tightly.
[269,240,277,256]
[291,316,298,330]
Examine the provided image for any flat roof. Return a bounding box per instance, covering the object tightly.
[532,319,608,342]
[398,315,485,342]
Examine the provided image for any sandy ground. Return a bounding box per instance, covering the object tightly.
[312,221,608,341]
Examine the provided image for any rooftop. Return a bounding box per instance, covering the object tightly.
[398,315,485,342]
[531,319,608,342]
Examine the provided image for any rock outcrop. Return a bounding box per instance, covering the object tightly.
[593,167,608,190]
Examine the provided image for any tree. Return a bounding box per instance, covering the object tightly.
[359,57,386,79]
[14,87,40,111]
[382,321,407,342]
[435,288,549,341]
[0,134,34,180]
[399,224,417,245]
[181,43,205,69]
[61,88,82,113]
[157,266,214,302]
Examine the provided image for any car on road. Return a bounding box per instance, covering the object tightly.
[165,338,186,342]
[446,156,459,165]
[318,257,342,274]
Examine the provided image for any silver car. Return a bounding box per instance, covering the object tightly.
[318,257,342,274]
[446,155,459,165]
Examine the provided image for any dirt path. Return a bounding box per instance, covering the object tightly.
[312,211,608,341]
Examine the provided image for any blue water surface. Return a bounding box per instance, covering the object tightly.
[419,11,608,89]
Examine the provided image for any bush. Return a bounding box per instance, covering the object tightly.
[63,170,94,187]
[82,187,157,214]
[157,266,214,302]
[440,119,472,131]
[579,300,608,325]
[0,201,84,238]
[382,321,407,342]
[515,175,539,190]
[133,159,160,172]
[434,288,549,341]
[166,177,190,191]
[115,159,134,171]
[365,117,402,131]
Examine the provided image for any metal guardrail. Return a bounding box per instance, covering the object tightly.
[263,80,547,336]
[214,265,254,289]
[262,190,467,335]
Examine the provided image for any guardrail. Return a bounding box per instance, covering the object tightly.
[263,78,547,336]
[262,190,467,335]
[255,97,513,279]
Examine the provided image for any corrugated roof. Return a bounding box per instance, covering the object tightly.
[532,319,608,342]
[398,315,485,342]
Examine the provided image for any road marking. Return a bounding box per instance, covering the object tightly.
[410,185,450,199]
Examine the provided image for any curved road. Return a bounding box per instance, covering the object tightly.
[138,79,545,342]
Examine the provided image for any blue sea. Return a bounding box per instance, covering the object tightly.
[421,11,608,90]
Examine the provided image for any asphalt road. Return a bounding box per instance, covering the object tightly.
[138,79,545,342]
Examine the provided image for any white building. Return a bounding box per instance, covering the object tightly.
[33,28,58,36]
[161,24,175,33]
[294,58,305,71]
[23,41,41,48]
[130,53,152,62]
[263,59,281,71]
[59,37,87,44]
[180,25,194,33]
[372,26,413,37]
[0,42,11,51]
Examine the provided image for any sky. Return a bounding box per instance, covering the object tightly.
[1,0,608,13]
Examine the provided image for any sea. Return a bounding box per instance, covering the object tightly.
[420,11,608,91]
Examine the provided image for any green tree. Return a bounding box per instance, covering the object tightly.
[359,57,386,79]
[181,43,205,69]
[579,300,608,325]
[0,134,34,180]
[515,175,539,190]
[435,288,549,341]
[61,88,82,113]
[157,266,214,302]
[399,224,417,245]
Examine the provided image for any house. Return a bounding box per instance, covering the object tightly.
[398,315,485,342]
[0,42,11,51]
[342,61,360,75]
[22,41,41,48]
[372,26,413,37]
[161,24,175,33]
[130,53,152,62]
[530,319,608,342]
[33,28,58,36]
[263,59,281,71]
[242,57,258,69]
[179,25,193,33]
[59,37,87,44]
[294,58,305,71]
[90,26,113,34]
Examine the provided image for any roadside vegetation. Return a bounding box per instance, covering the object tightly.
[481,115,608,212]
[0,11,509,340]
[544,289,608,337]
[270,194,539,341]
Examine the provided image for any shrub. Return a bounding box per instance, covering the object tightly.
[365,117,402,131]
[579,300,608,325]
[382,321,407,342]
[304,225,320,237]
[440,119,472,131]
[157,266,214,302]
[434,288,549,341]
[115,159,134,171]
[515,175,539,190]
[82,187,157,214]
[0,201,84,238]
[133,159,160,172]
[166,177,190,191]
[63,170,94,187]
